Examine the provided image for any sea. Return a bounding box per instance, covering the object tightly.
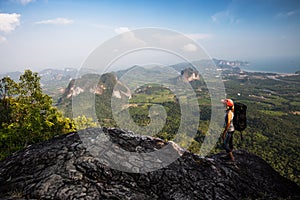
[240,57,300,74]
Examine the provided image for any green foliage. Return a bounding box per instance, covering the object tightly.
[73,115,97,130]
[0,70,76,160]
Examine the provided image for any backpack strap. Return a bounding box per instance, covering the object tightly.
[237,130,243,148]
[240,131,243,141]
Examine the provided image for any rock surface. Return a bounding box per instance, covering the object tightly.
[0,128,299,200]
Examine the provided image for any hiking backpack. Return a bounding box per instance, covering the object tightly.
[233,102,247,140]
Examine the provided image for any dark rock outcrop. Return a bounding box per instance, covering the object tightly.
[58,73,131,101]
[180,68,200,82]
[0,128,299,200]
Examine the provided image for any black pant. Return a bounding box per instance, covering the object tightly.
[223,131,234,153]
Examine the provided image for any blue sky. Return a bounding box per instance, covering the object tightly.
[0,0,300,73]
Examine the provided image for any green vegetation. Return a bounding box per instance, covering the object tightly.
[73,115,98,130]
[0,70,96,160]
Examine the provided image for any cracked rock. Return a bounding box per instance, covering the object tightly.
[0,128,299,200]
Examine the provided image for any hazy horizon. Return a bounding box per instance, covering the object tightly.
[1,56,299,75]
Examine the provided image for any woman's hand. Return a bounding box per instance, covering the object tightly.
[222,131,226,140]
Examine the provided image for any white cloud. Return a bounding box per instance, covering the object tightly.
[19,0,35,5]
[114,27,146,46]
[0,13,21,33]
[211,14,218,23]
[114,27,130,34]
[10,0,35,5]
[182,43,198,52]
[0,35,7,44]
[151,33,209,52]
[211,10,240,24]
[276,10,298,18]
[185,33,212,40]
[35,18,74,25]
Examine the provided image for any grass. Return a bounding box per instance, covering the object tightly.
[259,110,287,117]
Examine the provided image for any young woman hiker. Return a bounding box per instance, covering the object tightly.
[222,99,235,162]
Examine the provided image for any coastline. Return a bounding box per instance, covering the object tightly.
[239,66,299,75]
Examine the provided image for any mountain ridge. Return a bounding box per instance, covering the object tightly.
[0,58,249,81]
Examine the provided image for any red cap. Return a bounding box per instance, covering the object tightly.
[222,99,234,107]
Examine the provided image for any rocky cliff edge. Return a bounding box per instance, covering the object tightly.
[0,128,299,200]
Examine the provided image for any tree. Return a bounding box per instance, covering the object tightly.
[0,70,76,160]
[0,77,19,127]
